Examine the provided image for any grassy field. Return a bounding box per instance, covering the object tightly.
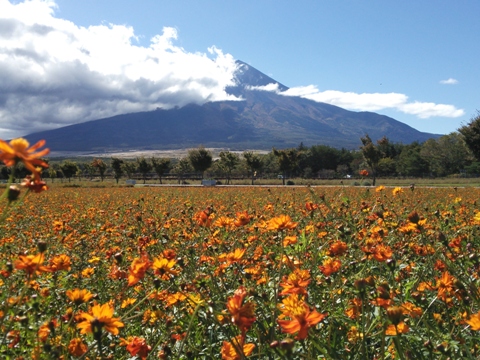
[36,175,480,188]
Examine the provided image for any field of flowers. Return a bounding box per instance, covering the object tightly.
[0,179,479,359]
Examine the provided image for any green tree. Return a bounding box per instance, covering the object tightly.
[136,157,152,184]
[273,148,299,185]
[420,133,472,176]
[243,151,263,185]
[151,157,171,184]
[92,158,107,181]
[83,163,96,180]
[396,142,429,177]
[218,151,239,184]
[111,158,124,184]
[60,160,78,182]
[122,162,137,180]
[360,134,382,186]
[458,110,480,161]
[172,157,193,184]
[188,146,212,179]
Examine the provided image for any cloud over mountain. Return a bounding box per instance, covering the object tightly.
[0,0,465,139]
[0,0,238,137]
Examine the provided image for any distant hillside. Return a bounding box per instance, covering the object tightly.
[24,60,439,152]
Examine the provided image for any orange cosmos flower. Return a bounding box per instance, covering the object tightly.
[77,302,124,336]
[283,235,297,247]
[128,257,151,286]
[224,248,246,265]
[0,138,49,178]
[49,254,71,272]
[226,286,256,333]
[267,215,297,231]
[66,288,94,305]
[221,335,255,360]
[392,187,403,196]
[194,209,214,227]
[466,311,480,331]
[327,240,348,256]
[14,253,49,275]
[121,336,152,359]
[214,216,234,228]
[436,271,455,302]
[385,322,409,336]
[319,258,342,277]
[359,169,369,177]
[234,211,251,227]
[152,256,180,280]
[277,294,326,340]
[68,338,88,357]
[279,268,311,297]
[305,202,319,212]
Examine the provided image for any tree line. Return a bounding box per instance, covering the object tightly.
[3,111,479,184]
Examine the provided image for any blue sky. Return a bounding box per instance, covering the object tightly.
[1,0,479,140]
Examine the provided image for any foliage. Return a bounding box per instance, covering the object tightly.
[458,110,480,161]
[60,160,78,182]
[136,157,152,184]
[122,161,137,179]
[243,151,263,185]
[91,158,107,181]
[188,146,212,178]
[150,157,171,184]
[273,148,299,185]
[218,151,240,185]
[110,157,124,184]
[360,134,382,185]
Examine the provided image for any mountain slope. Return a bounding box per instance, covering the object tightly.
[24,61,439,152]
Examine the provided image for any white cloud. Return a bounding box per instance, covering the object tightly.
[440,78,459,85]
[0,0,239,138]
[275,85,464,119]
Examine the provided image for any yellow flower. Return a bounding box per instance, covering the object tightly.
[77,302,124,336]
[466,311,480,331]
[267,215,297,231]
[392,187,403,196]
[66,288,94,305]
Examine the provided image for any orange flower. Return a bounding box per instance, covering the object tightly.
[359,169,369,177]
[385,322,409,336]
[14,253,49,275]
[279,269,311,297]
[49,254,71,272]
[68,338,88,357]
[214,216,234,228]
[77,302,124,336]
[277,294,326,340]
[128,257,151,286]
[233,211,251,227]
[152,256,180,280]
[267,215,297,231]
[194,209,214,227]
[466,311,480,331]
[0,138,49,178]
[226,286,256,333]
[221,335,255,360]
[121,336,152,359]
[66,288,94,305]
[436,271,455,302]
[319,258,341,277]
[327,240,348,256]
